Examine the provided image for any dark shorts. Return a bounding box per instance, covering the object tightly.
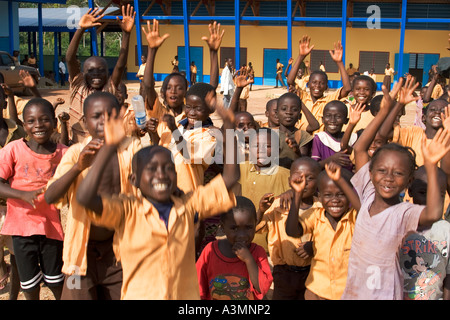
[12,235,64,292]
[61,237,123,300]
[272,264,310,300]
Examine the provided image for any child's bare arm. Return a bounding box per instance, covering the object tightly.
[45,138,103,204]
[229,71,253,114]
[233,243,261,293]
[76,108,126,215]
[340,102,364,153]
[0,84,21,125]
[419,128,450,227]
[257,193,274,225]
[66,8,104,79]
[287,36,314,86]
[285,57,294,78]
[201,22,224,89]
[439,106,450,196]
[141,19,170,110]
[378,76,419,142]
[329,41,351,99]
[285,172,306,238]
[325,162,361,211]
[423,65,438,103]
[57,112,70,146]
[353,81,402,171]
[0,178,43,209]
[110,5,136,89]
[301,100,320,134]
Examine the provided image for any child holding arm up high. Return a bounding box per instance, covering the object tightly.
[341,81,450,299]
[287,36,352,133]
[76,97,239,300]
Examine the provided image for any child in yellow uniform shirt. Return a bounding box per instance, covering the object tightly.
[76,100,240,300]
[286,162,359,300]
[256,156,322,300]
[286,36,352,133]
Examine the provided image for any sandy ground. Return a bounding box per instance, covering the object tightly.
[0,80,417,300]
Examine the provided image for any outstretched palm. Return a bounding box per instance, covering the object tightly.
[117,4,136,33]
[329,42,343,62]
[142,19,170,49]
[201,21,224,51]
[104,108,126,146]
[79,8,104,30]
[299,35,314,56]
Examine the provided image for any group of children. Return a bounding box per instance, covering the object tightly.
[0,5,449,301]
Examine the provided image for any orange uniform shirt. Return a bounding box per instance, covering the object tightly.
[301,207,357,300]
[87,175,236,300]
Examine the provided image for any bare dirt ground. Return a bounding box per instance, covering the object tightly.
[0,80,416,300]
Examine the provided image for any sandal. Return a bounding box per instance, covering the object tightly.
[0,265,10,290]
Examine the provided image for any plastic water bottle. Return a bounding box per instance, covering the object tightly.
[131,95,147,129]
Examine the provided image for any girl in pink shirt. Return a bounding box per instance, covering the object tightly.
[341,78,450,299]
[0,98,67,300]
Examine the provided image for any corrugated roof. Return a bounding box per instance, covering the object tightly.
[19,7,120,29]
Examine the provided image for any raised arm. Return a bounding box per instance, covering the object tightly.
[329,41,351,99]
[340,102,364,153]
[419,128,450,227]
[301,100,320,134]
[76,108,126,215]
[211,93,240,190]
[325,162,361,211]
[229,70,253,114]
[110,4,136,89]
[285,58,293,78]
[0,84,21,125]
[352,81,402,171]
[19,70,41,98]
[66,8,104,80]
[201,22,224,89]
[378,76,419,142]
[438,105,450,197]
[285,172,306,238]
[287,36,314,86]
[45,138,103,204]
[141,19,170,109]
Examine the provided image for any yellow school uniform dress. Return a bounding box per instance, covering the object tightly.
[46,136,142,276]
[294,75,310,92]
[235,162,291,251]
[391,125,430,167]
[3,96,28,120]
[301,207,357,300]
[87,174,236,300]
[256,197,322,268]
[296,87,344,133]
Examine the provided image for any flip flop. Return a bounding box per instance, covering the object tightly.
[0,265,10,290]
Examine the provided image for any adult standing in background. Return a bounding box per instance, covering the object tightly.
[220,58,235,108]
[383,63,396,90]
[275,58,286,88]
[190,61,197,85]
[59,57,67,87]
[171,55,179,72]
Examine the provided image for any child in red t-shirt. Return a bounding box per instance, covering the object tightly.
[196,196,273,300]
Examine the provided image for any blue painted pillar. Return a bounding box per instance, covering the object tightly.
[38,4,44,74]
[398,0,407,80]
[287,0,292,61]
[341,0,347,67]
[182,0,191,83]
[234,0,240,68]
[134,0,143,68]
[8,0,14,54]
[88,0,98,56]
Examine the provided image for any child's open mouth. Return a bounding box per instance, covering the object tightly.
[153,183,169,191]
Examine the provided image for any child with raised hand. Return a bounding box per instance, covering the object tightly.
[45,92,142,300]
[277,92,315,166]
[311,100,364,172]
[66,5,135,144]
[75,96,239,300]
[287,35,352,133]
[256,156,322,300]
[0,98,68,300]
[285,161,359,300]
[399,165,450,300]
[341,124,450,299]
[138,20,224,138]
[196,196,273,300]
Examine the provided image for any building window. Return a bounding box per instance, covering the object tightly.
[220,47,247,68]
[358,51,390,74]
[310,50,338,73]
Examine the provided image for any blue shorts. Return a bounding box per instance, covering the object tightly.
[12,235,64,292]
